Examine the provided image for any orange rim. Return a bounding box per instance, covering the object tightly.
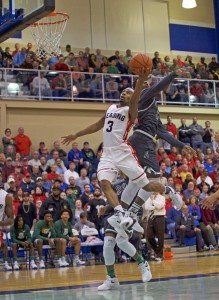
[31,12,69,27]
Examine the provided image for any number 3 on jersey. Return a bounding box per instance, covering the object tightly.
[106,121,114,132]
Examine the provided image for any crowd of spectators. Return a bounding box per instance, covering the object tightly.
[0,43,219,104]
[0,112,219,269]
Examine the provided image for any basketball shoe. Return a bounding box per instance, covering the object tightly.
[107,210,133,237]
[138,261,152,282]
[98,276,120,291]
[120,211,144,233]
[166,186,183,209]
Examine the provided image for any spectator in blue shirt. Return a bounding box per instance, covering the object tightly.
[167,206,182,239]
[68,142,84,172]
[188,195,201,226]
[204,158,214,174]
[12,47,27,67]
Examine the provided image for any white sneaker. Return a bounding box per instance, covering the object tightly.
[13,261,20,270]
[121,211,144,234]
[62,257,69,267]
[39,260,45,269]
[58,258,66,267]
[108,210,133,232]
[97,275,120,291]
[4,262,12,271]
[167,186,183,209]
[30,260,38,269]
[209,245,217,251]
[138,262,152,282]
[73,257,85,266]
[203,245,209,251]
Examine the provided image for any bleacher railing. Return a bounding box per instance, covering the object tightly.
[0,68,218,107]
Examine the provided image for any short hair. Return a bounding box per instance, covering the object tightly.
[83,142,89,146]
[80,212,87,219]
[61,209,71,216]
[43,210,52,217]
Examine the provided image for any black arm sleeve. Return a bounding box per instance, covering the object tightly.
[139,72,176,109]
[157,120,185,149]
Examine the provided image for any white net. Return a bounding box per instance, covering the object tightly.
[30,12,69,58]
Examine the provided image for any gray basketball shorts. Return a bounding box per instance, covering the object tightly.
[128,132,160,174]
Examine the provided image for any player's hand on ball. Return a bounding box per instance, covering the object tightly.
[183,145,196,156]
[138,68,151,82]
[61,134,77,145]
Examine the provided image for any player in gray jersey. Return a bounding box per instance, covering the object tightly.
[119,70,196,231]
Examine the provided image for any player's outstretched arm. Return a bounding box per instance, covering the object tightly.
[0,194,14,227]
[200,190,219,209]
[61,115,105,146]
[140,69,183,107]
[129,68,150,122]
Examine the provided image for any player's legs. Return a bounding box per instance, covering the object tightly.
[98,232,120,291]
[34,239,46,268]
[69,237,85,266]
[0,241,12,271]
[116,234,152,282]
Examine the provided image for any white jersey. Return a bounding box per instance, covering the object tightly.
[103,104,133,147]
[0,189,7,228]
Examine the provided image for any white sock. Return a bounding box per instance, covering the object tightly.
[128,202,141,214]
[114,205,124,212]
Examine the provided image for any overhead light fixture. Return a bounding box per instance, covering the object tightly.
[182,0,197,9]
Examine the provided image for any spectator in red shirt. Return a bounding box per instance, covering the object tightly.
[209,164,218,182]
[200,208,219,249]
[77,51,89,72]
[33,187,46,203]
[55,56,69,71]
[165,116,177,137]
[1,157,15,182]
[168,146,178,163]
[14,127,32,156]
[190,82,204,103]
[47,165,59,182]
[51,73,68,98]
[171,170,182,186]
[11,164,25,188]
[20,157,32,176]
[157,147,165,162]
[176,55,185,67]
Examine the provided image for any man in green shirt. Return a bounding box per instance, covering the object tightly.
[10,215,38,270]
[32,210,63,268]
[54,209,85,266]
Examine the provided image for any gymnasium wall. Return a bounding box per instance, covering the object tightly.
[2,0,217,59]
[0,101,218,153]
[169,0,217,57]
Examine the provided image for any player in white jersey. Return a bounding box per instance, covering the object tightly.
[62,69,166,234]
[0,186,14,270]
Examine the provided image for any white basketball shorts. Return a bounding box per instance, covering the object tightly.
[97,142,149,187]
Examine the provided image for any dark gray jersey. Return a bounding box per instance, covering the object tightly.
[135,72,176,136]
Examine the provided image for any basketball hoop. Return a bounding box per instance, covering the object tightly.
[30,12,69,58]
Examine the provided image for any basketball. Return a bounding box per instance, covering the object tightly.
[129,53,153,75]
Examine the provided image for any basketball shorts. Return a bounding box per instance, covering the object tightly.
[128,132,160,175]
[97,142,149,187]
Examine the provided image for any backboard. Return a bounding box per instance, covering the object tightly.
[0,0,55,42]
